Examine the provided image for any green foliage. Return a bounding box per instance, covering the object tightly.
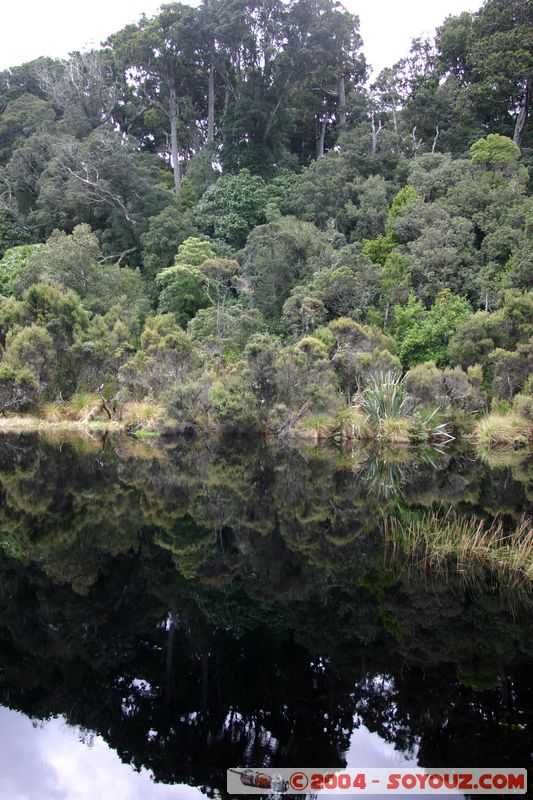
[0,244,42,296]
[194,170,270,248]
[188,305,264,360]
[0,212,31,258]
[241,217,332,321]
[356,371,406,425]
[448,291,533,369]
[388,185,419,220]
[392,290,472,368]
[119,314,197,400]
[0,363,39,413]
[3,324,55,387]
[141,206,199,279]
[362,234,396,266]
[329,317,400,398]
[0,0,531,435]
[209,377,259,431]
[470,134,522,173]
[174,236,216,266]
[403,361,484,416]
[156,265,208,328]
[15,225,148,317]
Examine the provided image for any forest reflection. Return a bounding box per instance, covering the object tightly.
[0,433,530,797]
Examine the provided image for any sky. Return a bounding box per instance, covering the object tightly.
[1,0,477,77]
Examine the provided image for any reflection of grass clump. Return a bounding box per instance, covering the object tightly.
[384,509,533,589]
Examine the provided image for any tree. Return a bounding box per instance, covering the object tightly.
[156,265,209,328]
[194,170,269,248]
[0,92,56,166]
[448,290,533,368]
[241,216,331,321]
[16,225,148,317]
[470,133,522,173]
[141,205,199,279]
[391,290,471,368]
[0,244,41,296]
[108,3,202,199]
[468,0,533,148]
[3,324,55,389]
[188,304,264,359]
[174,237,216,266]
[328,317,400,398]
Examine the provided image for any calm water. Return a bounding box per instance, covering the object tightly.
[0,433,531,799]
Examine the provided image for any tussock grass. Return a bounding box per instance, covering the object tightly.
[378,417,412,443]
[37,394,104,422]
[296,413,336,442]
[474,413,532,448]
[383,509,533,589]
[0,416,122,433]
[338,408,373,441]
[121,401,164,432]
[122,401,161,422]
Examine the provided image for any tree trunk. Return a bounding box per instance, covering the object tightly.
[207,48,215,142]
[337,74,346,128]
[169,88,181,198]
[316,116,326,158]
[513,75,532,149]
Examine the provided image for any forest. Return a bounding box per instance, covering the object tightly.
[0,0,532,447]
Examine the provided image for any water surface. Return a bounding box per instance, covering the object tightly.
[0,434,530,798]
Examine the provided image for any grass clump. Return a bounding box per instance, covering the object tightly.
[295,413,336,442]
[338,408,373,441]
[378,416,412,443]
[122,401,165,433]
[473,413,532,448]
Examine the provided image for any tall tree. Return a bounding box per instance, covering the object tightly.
[107,4,203,198]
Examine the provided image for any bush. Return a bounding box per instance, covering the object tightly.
[355,371,406,425]
[209,377,260,432]
[512,377,533,421]
[0,364,39,414]
[404,361,484,416]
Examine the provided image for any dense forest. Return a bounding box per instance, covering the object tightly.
[0,0,532,445]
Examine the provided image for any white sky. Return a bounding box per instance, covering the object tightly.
[0,0,477,77]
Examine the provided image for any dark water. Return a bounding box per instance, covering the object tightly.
[0,433,531,799]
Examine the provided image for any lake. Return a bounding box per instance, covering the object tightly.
[0,433,530,799]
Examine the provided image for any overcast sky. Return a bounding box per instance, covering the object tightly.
[1,0,476,77]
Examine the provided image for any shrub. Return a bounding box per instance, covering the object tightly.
[512,377,533,421]
[404,361,484,416]
[209,378,260,432]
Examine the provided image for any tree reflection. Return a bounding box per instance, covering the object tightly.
[0,433,530,794]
